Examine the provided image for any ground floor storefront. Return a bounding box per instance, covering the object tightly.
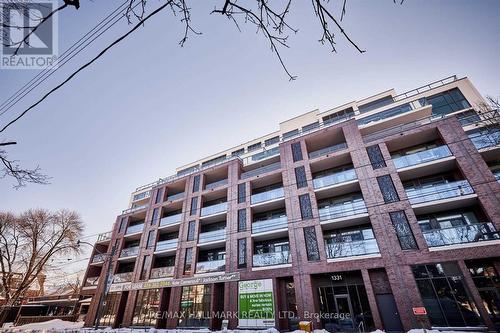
[84,258,500,332]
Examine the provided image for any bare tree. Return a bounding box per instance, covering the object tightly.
[0,209,83,315]
[0,144,49,189]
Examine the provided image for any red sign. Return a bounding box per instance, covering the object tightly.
[413,307,427,315]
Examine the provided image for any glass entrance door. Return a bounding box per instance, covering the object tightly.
[334,295,354,331]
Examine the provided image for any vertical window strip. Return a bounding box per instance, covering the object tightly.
[291,142,303,162]
[389,211,418,250]
[299,194,313,219]
[295,166,308,188]
[190,197,198,216]
[238,209,247,232]
[238,238,247,268]
[192,175,200,193]
[303,226,320,261]
[367,145,386,169]
[377,175,400,203]
[238,183,246,204]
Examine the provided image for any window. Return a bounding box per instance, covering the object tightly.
[140,255,151,280]
[146,230,155,249]
[100,292,121,327]
[190,197,198,216]
[467,261,500,327]
[155,188,163,204]
[265,136,280,146]
[357,103,412,126]
[299,194,313,219]
[358,95,394,113]
[118,217,127,233]
[422,88,471,117]
[178,285,212,327]
[302,121,320,133]
[247,142,262,152]
[202,155,226,167]
[187,221,196,241]
[367,145,386,169]
[295,166,307,188]
[291,142,303,162]
[184,248,193,274]
[192,175,200,193]
[238,238,247,268]
[412,263,481,327]
[377,175,400,203]
[322,107,354,125]
[232,148,245,156]
[238,209,247,232]
[303,227,320,261]
[283,129,299,140]
[150,208,159,225]
[238,183,246,204]
[389,211,418,250]
[132,288,160,326]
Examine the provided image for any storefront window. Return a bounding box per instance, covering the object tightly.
[412,262,482,327]
[132,289,160,326]
[178,284,212,328]
[100,292,121,327]
[467,261,500,329]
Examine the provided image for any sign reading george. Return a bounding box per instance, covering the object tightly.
[238,279,275,328]
[413,307,427,315]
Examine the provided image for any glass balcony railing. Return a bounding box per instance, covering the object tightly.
[120,246,139,258]
[84,276,99,287]
[205,179,228,190]
[166,192,184,201]
[97,231,112,242]
[198,229,226,243]
[132,191,151,202]
[150,266,175,279]
[241,162,281,179]
[251,187,285,205]
[308,142,348,159]
[422,222,499,248]
[155,239,178,252]
[196,259,225,274]
[325,239,380,259]
[91,253,106,263]
[200,202,227,216]
[112,272,133,283]
[122,204,148,214]
[125,223,144,235]
[253,251,291,267]
[160,213,182,226]
[252,216,288,234]
[319,200,368,221]
[469,130,500,150]
[405,180,474,205]
[313,169,357,189]
[493,169,500,183]
[393,145,452,169]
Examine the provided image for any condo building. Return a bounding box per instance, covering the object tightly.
[80,76,500,332]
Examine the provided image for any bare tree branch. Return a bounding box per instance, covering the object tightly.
[0,149,49,189]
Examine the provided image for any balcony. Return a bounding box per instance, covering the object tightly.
[122,204,148,214]
[96,231,112,243]
[247,147,280,164]
[205,179,228,190]
[308,142,348,159]
[155,239,178,252]
[393,145,453,169]
[200,202,227,217]
[318,199,368,222]
[469,129,500,150]
[405,180,474,205]
[253,251,291,267]
[150,266,175,279]
[125,223,144,235]
[198,229,226,244]
[112,272,133,283]
[160,213,182,227]
[196,259,225,274]
[83,276,99,288]
[241,162,281,179]
[313,169,357,190]
[91,253,106,263]
[422,222,499,248]
[166,192,184,201]
[251,187,284,205]
[132,190,151,202]
[120,246,139,258]
[325,238,380,259]
[252,216,288,234]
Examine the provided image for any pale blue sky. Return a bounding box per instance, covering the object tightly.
[0,0,499,278]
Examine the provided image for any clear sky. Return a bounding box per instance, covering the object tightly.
[0,0,499,282]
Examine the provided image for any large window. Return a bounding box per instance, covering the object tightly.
[178,285,212,327]
[422,88,471,117]
[466,261,500,328]
[100,292,122,327]
[412,262,481,327]
[132,288,160,326]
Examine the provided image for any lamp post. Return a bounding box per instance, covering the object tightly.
[77,240,116,330]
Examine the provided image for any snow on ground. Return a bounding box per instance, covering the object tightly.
[3,319,84,332]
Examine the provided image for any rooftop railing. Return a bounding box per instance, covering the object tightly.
[422,222,499,248]
[393,145,452,169]
[392,75,458,102]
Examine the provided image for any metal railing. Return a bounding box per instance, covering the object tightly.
[250,187,285,205]
[405,180,474,205]
[200,202,228,216]
[198,229,226,243]
[241,162,281,179]
[196,259,225,274]
[253,251,291,267]
[308,142,348,159]
[393,145,452,169]
[325,239,380,259]
[252,216,288,234]
[205,179,228,190]
[319,200,368,221]
[126,223,144,235]
[112,272,133,283]
[155,239,178,252]
[313,169,357,189]
[96,231,112,242]
[392,75,458,102]
[150,266,175,279]
[166,192,185,201]
[120,246,139,258]
[160,213,183,226]
[422,222,499,247]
